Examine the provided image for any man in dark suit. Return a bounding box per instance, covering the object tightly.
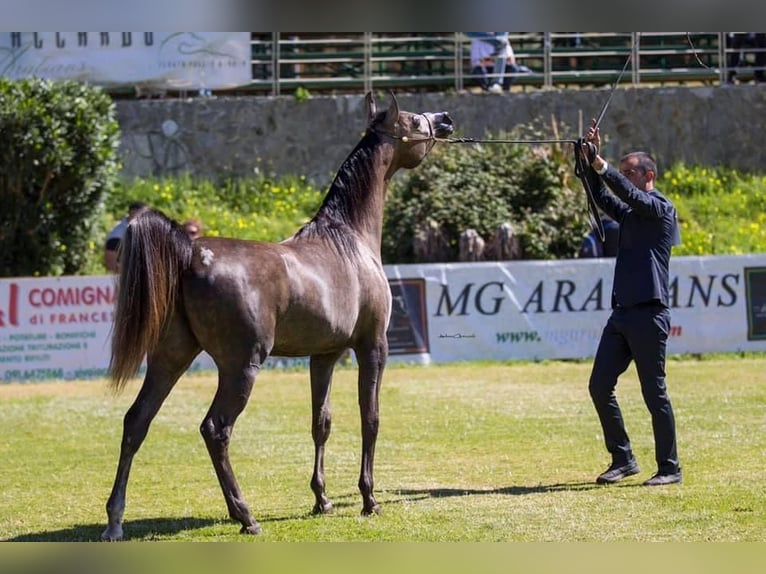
[579,120,682,487]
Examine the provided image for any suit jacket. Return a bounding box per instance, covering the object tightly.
[585,165,681,308]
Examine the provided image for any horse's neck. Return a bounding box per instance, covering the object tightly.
[325,142,393,252]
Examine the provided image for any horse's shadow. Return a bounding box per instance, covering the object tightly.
[4,504,362,541]
[5,482,636,541]
[4,516,219,542]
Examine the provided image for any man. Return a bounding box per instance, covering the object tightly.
[579,214,619,258]
[103,201,147,273]
[580,120,682,486]
[182,218,204,240]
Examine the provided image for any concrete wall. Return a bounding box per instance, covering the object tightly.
[115,84,766,187]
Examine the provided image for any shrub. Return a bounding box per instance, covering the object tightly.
[0,78,120,277]
[99,172,324,254]
[660,164,766,255]
[86,158,766,272]
[383,122,592,262]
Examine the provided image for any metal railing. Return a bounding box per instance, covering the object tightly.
[242,32,764,96]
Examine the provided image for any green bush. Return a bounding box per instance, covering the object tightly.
[90,172,325,273]
[383,123,592,262]
[106,173,323,241]
[86,157,766,273]
[0,78,120,277]
[659,165,766,255]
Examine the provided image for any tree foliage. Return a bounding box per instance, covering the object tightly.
[0,78,120,277]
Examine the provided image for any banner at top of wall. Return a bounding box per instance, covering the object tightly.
[0,32,251,90]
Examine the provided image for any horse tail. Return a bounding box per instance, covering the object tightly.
[109,209,193,392]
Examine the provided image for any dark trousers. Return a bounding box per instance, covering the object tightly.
[588,304,680,474]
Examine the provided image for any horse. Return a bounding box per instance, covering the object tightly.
[101,92,454,540]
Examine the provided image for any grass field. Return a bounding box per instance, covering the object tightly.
[1,356,764,542]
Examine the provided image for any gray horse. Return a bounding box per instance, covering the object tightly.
[102,92,454,540]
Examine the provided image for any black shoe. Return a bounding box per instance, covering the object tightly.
[596,460,640,484]
[643,470,682,486]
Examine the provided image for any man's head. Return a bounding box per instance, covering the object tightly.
[619,152,657,192]
[127,201,148,221]
[182,218,203,240]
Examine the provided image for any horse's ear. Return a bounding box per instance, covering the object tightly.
[383,90,400,129]
[365,91,376,125]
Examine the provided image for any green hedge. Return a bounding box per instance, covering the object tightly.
[660,165,766,255]
[0,78,120,277]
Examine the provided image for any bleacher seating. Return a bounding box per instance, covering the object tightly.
[155,32,766,98]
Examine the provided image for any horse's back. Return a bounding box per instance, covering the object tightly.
[181,236,390,359]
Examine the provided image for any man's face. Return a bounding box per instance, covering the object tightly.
[619,158,650,191]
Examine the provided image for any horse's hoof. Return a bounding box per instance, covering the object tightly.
[100,526,124,541]
[240,522,262,535]
[312,500,334,515]
[361,503,381,516]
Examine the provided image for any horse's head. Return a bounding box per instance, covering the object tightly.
[366,91,453,169]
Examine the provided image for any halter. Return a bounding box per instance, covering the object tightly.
[372,111,438,154]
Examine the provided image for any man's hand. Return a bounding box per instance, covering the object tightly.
[580,117,608,172]
[580,140,597,163]
[584,117,601,154]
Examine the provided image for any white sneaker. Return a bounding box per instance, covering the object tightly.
[488,83,503,93]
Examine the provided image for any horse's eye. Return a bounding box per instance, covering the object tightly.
[412,117,420,129]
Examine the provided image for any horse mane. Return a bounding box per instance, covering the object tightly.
[292,130,381,254]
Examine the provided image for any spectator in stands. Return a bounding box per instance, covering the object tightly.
[579,120,683,487]
[579,215,619,258]
[726,33,765,83]
[466,32,530,93]
[182,217,204,240]
[104,201,148,273]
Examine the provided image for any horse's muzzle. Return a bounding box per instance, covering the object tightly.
[429,112,454,137]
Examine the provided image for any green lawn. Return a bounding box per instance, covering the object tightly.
[1,356,764,542]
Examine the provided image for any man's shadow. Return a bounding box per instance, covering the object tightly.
[382,480,640,502]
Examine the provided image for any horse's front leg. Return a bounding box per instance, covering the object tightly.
[355,339,387,516]
[309,352,343,514]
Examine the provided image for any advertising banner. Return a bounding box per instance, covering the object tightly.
[0,275,219,382]
[0,32,252,90]
[1,254,765,382]
[385,254,766,364]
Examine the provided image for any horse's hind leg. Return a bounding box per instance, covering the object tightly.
[200,364,261,535]
[355,339,387,516]
[102,325,200,541]
[309,351,344,514]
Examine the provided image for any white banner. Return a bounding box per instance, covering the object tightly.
[385,254,766,364]
[1,255,765,382]
[0,32,252,90]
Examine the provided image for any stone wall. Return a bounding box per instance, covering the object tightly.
[115,85,766,187]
